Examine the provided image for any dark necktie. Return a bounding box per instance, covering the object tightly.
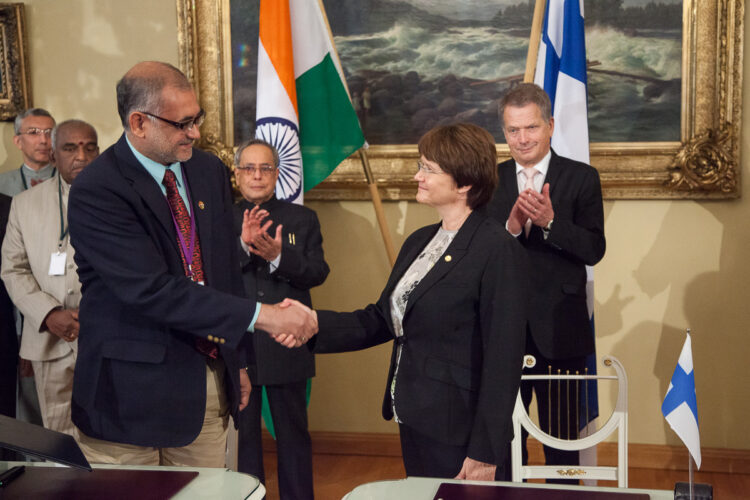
[162,169,217,358]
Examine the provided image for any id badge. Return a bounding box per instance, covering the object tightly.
[49,252,67,276]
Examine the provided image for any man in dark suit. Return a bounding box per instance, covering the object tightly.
[0,193,21,462]
[67,61,316,466]
[485,83,605,475]
[233,139,329,499]
[0,193,17,419]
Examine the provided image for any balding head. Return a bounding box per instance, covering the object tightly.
[50,119,99,184]
[116,61,192,129]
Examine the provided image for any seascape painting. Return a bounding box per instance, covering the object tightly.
[231,0,682,145]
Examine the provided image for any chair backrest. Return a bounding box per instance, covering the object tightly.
[510,355,628,486]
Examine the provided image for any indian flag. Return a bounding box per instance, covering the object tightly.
[256,0,365,204]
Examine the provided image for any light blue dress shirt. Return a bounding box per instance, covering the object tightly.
[125,136,260,331]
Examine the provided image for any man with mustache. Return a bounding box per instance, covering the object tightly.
[1,120,99,438]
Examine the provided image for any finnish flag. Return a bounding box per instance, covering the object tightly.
[661,332,702,469]
[534,0,589,164]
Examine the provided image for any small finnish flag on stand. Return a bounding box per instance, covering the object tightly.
[661,331,702,469]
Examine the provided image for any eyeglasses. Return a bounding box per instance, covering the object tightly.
[236,164,277,175]
[140,109,206,131]
[416,161,444,175]
[18,128,53,137]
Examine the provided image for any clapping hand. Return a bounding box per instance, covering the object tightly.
[241,205,271,247]
[516,183,554,228]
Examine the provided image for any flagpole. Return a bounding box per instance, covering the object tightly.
[315,0,397,267]
[524,0,547,83]
[359,149,397,266]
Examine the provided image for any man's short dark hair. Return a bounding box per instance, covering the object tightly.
[417,123,498,210]
[14,108,54,135]
[52,119,98,149]
[116,62,192,129]
[234,138,280,169]
[498,83,552,128]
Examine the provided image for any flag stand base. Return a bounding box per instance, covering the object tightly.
[674,481,713,500]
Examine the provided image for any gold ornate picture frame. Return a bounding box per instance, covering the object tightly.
[0,3,31,121]
[177,0,743,200]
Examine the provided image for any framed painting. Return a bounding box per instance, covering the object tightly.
[176,0,743,200]
[0,3,31,121]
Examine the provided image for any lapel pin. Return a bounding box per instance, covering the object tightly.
[198,201,205,210]
[444,255,452,262]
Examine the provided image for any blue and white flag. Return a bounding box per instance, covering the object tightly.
[662,332,702,469]
[534,0,598,431]
[534,0,589,162]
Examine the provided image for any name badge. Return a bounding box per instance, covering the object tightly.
[49,252,67,276]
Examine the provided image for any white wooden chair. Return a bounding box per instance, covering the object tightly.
[510,355,629,486]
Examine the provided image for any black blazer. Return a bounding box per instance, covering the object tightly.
[233,197,329,386]
[485,150,605,360]
[314,211,528,465]
[0,193,18,418]
[68,135,256,448]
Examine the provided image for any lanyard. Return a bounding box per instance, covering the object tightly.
[20,165,56,190]
[57,177,69,243]
[165,166,197,277]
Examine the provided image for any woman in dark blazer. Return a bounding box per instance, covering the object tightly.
[281,123,529,480]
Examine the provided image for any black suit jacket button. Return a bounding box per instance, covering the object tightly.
[257,290,265,298]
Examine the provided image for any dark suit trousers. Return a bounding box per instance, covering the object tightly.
[238,380,313,500]
[399,424,510,481]
[521,331,586,484]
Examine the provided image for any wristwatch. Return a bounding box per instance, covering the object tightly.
[542,219,553,238]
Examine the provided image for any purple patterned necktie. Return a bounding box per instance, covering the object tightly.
[163,169,217,358]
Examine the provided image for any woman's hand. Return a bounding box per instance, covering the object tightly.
[455,456,496,481]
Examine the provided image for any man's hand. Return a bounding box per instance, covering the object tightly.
[241,205,271,246]
[516,183,554,227]
[455,457,496,481]
[254,299,318,346]
[249,224,283,262]
[42,308,79,342]
[507,198,527,235]
[238,368,252,411]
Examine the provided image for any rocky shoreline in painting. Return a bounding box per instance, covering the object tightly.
[231,0,682,144]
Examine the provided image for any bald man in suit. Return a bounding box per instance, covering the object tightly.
[1,120,99,437]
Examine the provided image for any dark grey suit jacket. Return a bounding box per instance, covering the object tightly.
[485,150,605,360]
[313,211,529,466]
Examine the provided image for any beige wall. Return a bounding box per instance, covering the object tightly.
[0,1,178,167]
[4,0,747,450]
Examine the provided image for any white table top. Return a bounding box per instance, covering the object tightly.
[1,461,265,500]
[344,476,673,500]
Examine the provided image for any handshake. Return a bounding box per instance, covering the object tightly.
[255,298,318,348]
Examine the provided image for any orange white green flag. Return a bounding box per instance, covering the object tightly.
[256,0,365,204]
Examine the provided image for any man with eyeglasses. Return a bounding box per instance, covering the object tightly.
[0,108,57,197]
[233,139,329,499]
[66,61,317,467]
[1,120,99,439]
[486,83,605,481]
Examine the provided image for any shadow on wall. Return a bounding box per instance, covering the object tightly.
[614,200,750,449]
[23,1,178,150]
